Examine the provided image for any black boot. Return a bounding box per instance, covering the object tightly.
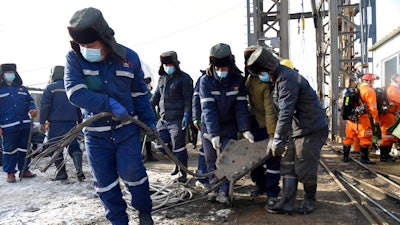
[138,212,154,225]
[361,146,376,164]
[178,160,188,183]
[342,145,351,162]
[170,164,179,175]
[266,177,298,214]
[53,159,68,181]
[72,154,85,181]
[250,182,266,197]
[297,183,317,214]
[380,146,396,162]
[145,143,158,162]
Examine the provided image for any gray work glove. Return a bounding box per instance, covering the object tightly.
[267,137,285,157]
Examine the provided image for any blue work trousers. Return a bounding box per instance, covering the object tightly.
[85,134,152,225]
[47,121,82,159]
[249,117,281,198]
[2,128,30,173]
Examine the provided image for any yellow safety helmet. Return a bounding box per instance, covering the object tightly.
[280,59,294,69]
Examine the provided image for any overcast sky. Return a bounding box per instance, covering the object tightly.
[0,0,398,89]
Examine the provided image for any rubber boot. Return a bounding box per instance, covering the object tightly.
[170,164,179,175]
[266,177,298,214]
[360,146,376,164]
[146,143,158,162]
[342,145,351,162]
[250,183,266,197]
[380,146,396,162]
[178,160,188,183]
[72,154,85,181]
[138,212,154,225]
[53,159,68,180]
[297,183,317,214]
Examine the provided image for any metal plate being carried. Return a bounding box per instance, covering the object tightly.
[214,139,270,183]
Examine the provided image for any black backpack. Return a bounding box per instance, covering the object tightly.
[341,87,362,122]
[375,87,389,114]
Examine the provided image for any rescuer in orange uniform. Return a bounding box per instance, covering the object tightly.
[378,75,400,162]
[342,73,379,164]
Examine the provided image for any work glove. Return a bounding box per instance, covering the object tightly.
[267,137,285,157]
[109,98,129,121]
[39,123,48,134]
[144,125,159,141]
[193,120,201,131]
[354,106,365,115]
[181,112,190,130]
[242,131,255,143]
[29,109,37,118]
[211,136,221,150]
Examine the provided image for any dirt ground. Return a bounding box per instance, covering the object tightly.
[143,142,375,225]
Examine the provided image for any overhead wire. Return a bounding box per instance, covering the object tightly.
[132,1,245,48]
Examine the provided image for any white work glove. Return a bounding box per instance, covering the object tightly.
[243,131,254,143]
[211,136,221,150]
[267,136,285,157]
[267,138,274,156]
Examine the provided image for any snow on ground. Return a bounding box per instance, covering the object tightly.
[0,151,190,225]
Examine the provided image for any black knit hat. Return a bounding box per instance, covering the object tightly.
[246,47,280,73]
[68,7,126,59]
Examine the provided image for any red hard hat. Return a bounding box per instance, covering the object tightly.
[361,73,379,81]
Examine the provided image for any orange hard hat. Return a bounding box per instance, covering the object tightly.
[361,73,379,81]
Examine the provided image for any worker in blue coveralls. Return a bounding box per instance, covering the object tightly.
[244,46,281,209]
[192,70,209,188]
[0,63,38,183]
[247,47,328,215]
[150,51,193,183]
[199,43,255,204]
[65,7,156,225]
[39,65,85,181]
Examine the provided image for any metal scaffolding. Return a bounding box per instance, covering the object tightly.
[246,0,376,141]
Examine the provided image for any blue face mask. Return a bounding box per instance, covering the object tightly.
[258,72,270,82]
[80,46,103,62]
[216,70,228,79]
[4,72,15,83]
[163,65,176,75]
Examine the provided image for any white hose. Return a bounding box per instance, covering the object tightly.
[122,177,194,211]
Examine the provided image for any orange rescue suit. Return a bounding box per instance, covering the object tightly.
[343,83,379,147]
[379,83,400,146]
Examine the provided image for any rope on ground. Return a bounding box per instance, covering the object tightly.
[122,178,194,211]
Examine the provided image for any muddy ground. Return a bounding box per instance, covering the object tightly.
[139,142,389,225]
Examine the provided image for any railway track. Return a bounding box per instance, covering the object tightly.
[320,143,400,225]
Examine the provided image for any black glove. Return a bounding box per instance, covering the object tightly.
[144,127,158,141]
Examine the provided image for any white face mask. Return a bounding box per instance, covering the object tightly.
[4,72,16,83]
[79,46,103,62]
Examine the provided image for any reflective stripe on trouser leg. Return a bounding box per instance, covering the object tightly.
[2,129,29,173]
[265,155,281,198]
[85,134,152,224]
[203,136,230,192]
